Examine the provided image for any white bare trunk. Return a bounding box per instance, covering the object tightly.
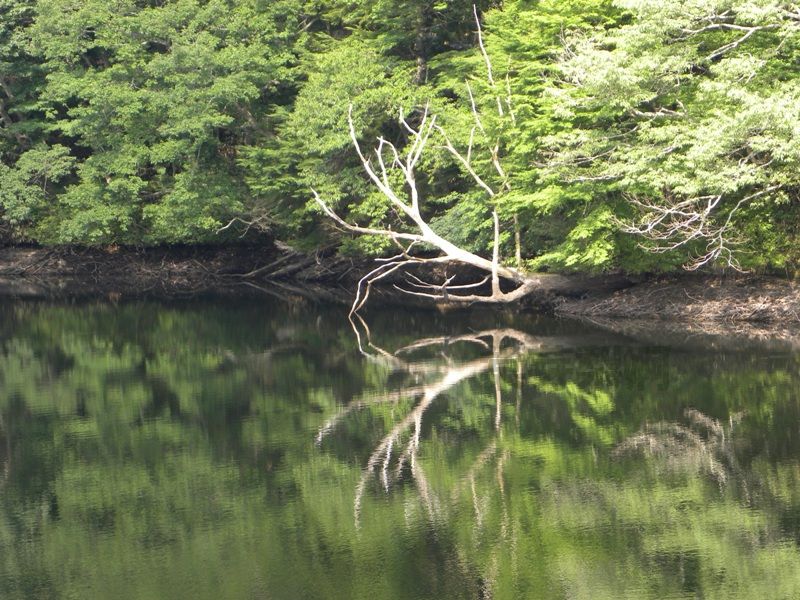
[312,5,532,313]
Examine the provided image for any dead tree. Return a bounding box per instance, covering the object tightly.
[621,186,782,271]
[313,7,535,315]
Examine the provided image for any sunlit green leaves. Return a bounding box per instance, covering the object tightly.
[0,0,304,243]
[547,0,800,268]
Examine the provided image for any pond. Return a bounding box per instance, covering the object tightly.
[1,298,799,599]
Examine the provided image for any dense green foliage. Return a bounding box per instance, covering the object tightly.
[1,0,799,271]
[548,0,800,270]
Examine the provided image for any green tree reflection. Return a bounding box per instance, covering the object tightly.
[0,301,798,598]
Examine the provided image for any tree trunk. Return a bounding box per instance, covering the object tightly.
[412,3,433,85]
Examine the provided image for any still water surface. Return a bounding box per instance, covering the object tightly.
[1,298,800,599]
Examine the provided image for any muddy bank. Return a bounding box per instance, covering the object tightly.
[554,274,800,349]
[557,274,800,323]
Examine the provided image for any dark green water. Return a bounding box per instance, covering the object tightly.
[1,299,800,599]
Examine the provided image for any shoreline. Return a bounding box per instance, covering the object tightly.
[0,245,798,328]
[0,244,355,303]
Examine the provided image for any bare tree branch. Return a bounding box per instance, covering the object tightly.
[621,186,783,270]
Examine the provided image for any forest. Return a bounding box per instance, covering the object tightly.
[2,0,800,275]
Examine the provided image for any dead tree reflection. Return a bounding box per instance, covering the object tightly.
[317,318,581,529]
[615,408,748,494]
[356,329,524,527]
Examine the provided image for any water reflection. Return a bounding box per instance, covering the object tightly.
[320,313,800,599]
[329,317,615,530]
[0,300,798,598]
